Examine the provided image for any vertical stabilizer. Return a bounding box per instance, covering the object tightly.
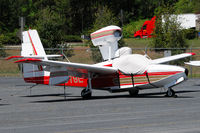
[22,30,47,59]
[21,29,50,84]
[90,25,122,61]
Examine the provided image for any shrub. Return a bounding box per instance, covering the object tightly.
[151,5,188,51]
[183,28,198,40]
[0,34,7,57]
[63,35,82,42]
[4,32,21,45]
[151,5,189,65]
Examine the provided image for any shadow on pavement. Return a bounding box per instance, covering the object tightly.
[30,89,197,103]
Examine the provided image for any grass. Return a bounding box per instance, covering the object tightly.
[187,39,200,47]
[0,49,21,77]
[124,38,151,48]
[67,46,94,64]
[124,38,200,48]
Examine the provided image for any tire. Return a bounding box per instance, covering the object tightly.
[166,89,175,97]
[81,89,92,99]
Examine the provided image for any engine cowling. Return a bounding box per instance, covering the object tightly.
[90,25,122,61]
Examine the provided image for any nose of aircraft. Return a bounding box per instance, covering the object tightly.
[147,64,187,78]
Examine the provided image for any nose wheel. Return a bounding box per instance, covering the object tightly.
[81,88,92,99]
[165,88,177,97]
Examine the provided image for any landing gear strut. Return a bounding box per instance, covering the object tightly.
[81,88,92,99]
[81,72,92,99]
[165,88,177,97]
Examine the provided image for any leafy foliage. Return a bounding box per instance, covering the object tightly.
[63,35,82,42]
[175,0,194,13]
[151,4,189,65]
[123,19,147,38]
[175,0,200,13]
[183,29,198,40]
[91,5,119,32]
[35,7,66,48]
[34,5,73,57]
[0,34,6,57]
[0,0,198,52]
[151,5,188,50]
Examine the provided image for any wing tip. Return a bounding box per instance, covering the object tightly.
[187,52,196,56]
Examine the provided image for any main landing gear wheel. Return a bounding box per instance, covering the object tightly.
[81,88,92,99]
[129,89,139,97]
[165,88,177,98]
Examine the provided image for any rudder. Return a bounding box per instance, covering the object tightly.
[21,29,49,84]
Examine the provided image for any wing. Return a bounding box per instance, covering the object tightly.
[13,58,118,78]
[151,53,195,64]
[185,61,200,66]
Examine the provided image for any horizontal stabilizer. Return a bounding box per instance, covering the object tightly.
[14,58,42,63]
[6,55,63,60]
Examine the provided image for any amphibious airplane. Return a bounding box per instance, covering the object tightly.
[7,25,195,99]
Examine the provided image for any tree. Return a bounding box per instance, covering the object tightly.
[0,34,6,57]
[175,0,194,13]
[151,4,188,64]
[192,0,200,13]
[92,5,119,32]
[35,7,66,48]
[151,5,187,49]
[34,4,73,57]
[175,0,200,13]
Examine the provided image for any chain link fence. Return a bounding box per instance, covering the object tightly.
[1,46,200,77]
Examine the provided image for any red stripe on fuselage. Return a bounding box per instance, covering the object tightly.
[24,76,88,87]
[119,71,182,78]
[119,71,183,86]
